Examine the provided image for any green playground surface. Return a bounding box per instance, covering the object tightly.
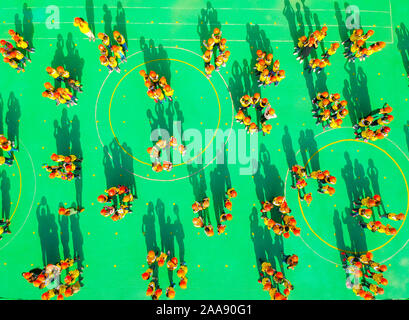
[1,0,409,300]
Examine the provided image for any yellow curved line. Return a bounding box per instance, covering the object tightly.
[9,153,22,221]
[108,58,221,167]
[298,139,409,254]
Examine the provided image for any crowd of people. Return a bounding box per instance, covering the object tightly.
[142,250,188,300]
[352,194,398,236]
[291,164,337,200]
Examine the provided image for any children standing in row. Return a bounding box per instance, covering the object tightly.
[202,28,231,79]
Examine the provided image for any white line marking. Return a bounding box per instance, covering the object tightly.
[389,0,394,44]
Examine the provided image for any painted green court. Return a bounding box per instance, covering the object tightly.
[1,0,409,300]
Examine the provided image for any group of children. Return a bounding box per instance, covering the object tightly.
[147,137,185,173]
[191,188,237,237]
[74,17,127,73]
[342,28,385,63]
[97,185,135,221]
[254,49,286,87]
[235,94,277,135]
[98,30,128,73]
[291,165,337,201]
[1,29,35,73]
[258,258,295,300]
[142,250,188,300]
[342,251,388,300]
[202,28,231,78]
[352,194,399,236]
[312,91,349,131]
[260,195,301,238]
[42,81,78,107]
[22,257,82,300]
[294,26,328,65]
[42,153,82,181]
[139,69,175,104]
[354,103,393,142]
[0,134,18,167]
[305,42,341,74]
[43,63,83,107]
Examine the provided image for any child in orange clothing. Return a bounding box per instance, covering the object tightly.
[74,17,95,41]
